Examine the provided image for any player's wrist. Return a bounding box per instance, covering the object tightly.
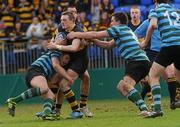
[57,45,63,50]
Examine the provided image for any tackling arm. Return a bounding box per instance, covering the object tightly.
[51,57,73,84]
[67,30,110,40]
[92,39,115,49]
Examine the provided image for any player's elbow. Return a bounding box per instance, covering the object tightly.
[70,47,79,52]
[52,63,60,71]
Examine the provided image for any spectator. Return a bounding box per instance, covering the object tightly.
[100,0,114,14]
[16,0,35,32]
[26,16,44,49]
[0,21,8,38]
[98,11,110,31]
[78,11,92,31]
[10,21,26,41]
[128,5,142,31]
[75,0,91,13]
[91,0,101,25]
[0,5,18,33]
[26,16,43,39]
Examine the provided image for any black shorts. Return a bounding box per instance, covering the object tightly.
[146,50,159,66]
[125,60,151,83]
[64,57,89,76]
[25,65,46,88]
[155,46,180,70]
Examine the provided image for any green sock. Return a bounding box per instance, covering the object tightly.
[11,88,41,103]
[43,98,54,115]
[127,89,148,111]
[151,85,161,111]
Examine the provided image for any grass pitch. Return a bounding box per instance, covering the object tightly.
[0,99,180,127]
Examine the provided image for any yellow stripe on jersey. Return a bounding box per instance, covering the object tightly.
[18,2,33,24]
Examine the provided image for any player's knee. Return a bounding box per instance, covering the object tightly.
[117,80,125,93]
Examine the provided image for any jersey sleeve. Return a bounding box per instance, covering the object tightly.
[148,9,158,19]
[106,26,119,38]
[50,51,62,58]
[134,19,149,38]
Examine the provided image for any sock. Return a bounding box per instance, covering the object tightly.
[43,98,54,115]
[11,88,41,103]
[167,77,177,103]
[80,94,88,108]
[151,85,161,111]
[56,104,62,109]
[63,89,79,111]
[176,83,180,101]
[127,88,148,111]
[141,82,151,100]
[146,92,153,104]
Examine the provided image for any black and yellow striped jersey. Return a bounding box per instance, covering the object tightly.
[16,1,34,24]
[0,10,17,28]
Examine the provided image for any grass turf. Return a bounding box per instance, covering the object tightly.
[0,99,180,127]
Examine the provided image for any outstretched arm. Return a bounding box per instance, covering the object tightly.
[92,39,115,49]
[67,31,110,40]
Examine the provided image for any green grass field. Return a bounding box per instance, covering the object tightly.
[0,99,180,127]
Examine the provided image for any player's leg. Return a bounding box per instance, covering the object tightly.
[146,62,165,118]
[7,75,54,117]
[162,64,177,109]
[140,51,157,107]
[175,84,180,101]
[117,60,150,117]
[7,66,54,117]
[79,70,93,117]
[59,69,83,118]
[173,52,180,107]
[117,76,149,115]
[140,78,153,108]
[48,74,64,115]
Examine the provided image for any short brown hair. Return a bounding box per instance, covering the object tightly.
[61,11,75,22]
[111,12,128,25]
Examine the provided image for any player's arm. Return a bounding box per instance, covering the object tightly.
[51,57,73,84]
[47,38,81,52]
[134,20,149,39]
[56,38,81,52]
[143,18,157,48]
[91,39,115,49]
[134,20,150,48]
[67,30,110,40]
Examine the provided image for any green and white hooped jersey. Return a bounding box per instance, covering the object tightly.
[149,4,180,47]
[107,25,149,61]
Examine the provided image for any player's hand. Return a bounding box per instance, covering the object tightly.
[82,39,91,46]
[139,42,147,49]
[67,32,76,39]
[46,42,58,50]
[68,77,74,84]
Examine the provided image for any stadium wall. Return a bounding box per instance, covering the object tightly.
[0,69,169,104]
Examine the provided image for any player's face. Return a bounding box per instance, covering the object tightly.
[67,7,77,20]
[110,16,120,26]
[61,54,70,66]
[61,15,73,30]
[130,8,141,20]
